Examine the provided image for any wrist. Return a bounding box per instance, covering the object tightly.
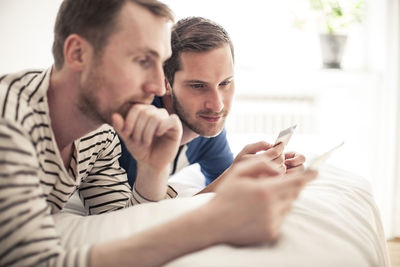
[134,164,171,201]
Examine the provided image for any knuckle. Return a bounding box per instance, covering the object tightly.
[159,108,169,116]
[171,113,180,122]
[269,149,280,159]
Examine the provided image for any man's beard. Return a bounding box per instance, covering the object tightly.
[171,91,227,138]
[77,65,111,125]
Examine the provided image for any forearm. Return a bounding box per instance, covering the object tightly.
[90,204,218,267]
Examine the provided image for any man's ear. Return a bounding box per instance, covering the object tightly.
[164,78,172,95]
[63,34,91,71]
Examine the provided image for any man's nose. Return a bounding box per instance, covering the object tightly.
[204,89,224,112]
[145,66,166,96]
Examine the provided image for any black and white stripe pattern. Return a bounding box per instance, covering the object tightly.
[0,69,176,266]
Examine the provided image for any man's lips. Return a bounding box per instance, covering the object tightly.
[199,115,222,123]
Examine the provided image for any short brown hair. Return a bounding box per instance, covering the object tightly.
[52,0,174,70]
[164,17,234,86]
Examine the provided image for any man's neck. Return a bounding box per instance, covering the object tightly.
[161,95,199,145]
[180,124,199,145]
[48,67,100,152]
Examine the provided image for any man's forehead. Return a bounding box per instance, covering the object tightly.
[180,45,233,63]
[110,2,172,60]
[178,47,233,74]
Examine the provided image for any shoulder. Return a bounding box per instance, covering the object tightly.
[0,69,44,89]
[0,69,49,125]
[77,124,119,156]
[78,124,117,146]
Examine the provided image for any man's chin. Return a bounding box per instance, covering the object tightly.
[183,119,225,138]
[197,126,224,138]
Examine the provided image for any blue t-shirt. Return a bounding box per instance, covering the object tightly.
[118,97,234,187]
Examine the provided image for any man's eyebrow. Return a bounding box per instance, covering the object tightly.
[184,79,207,84]
[184,76,234,84]
[222,76,234,82]
[132,48,160,58]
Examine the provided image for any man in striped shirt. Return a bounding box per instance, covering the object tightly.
[0,0,317,266]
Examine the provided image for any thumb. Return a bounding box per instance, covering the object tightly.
[111,113,125,134]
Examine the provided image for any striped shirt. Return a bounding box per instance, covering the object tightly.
[0,68,177,267]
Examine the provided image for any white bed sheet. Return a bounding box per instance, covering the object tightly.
[54,165,390,267]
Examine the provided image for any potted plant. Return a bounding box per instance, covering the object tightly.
[296,0,364,69]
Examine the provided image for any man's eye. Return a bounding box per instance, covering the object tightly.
[190,84,204,89]
[220,81,231,87]
[137,56,153,68]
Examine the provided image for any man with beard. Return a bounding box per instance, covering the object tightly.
[0,1,317,266]
[119,17,306,193]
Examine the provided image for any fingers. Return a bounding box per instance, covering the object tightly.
[214,166,317,245]
[233,157,285,178]
[272,154,285,166]
[111,113,125,134]
[142,115,161,146]
[285,164,305,174]
[156,114,181,137]
[264,142,284,159]
[112,104,181,146]
[235,142,284,162]
[131,106,163,144]
[238,141,273,155]
[271,169,318,196]
[285,152,306,168]
[251,169,317,208]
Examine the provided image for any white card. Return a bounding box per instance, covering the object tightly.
[307,141,344,170]
[274,125,297,147]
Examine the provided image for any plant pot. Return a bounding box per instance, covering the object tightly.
[319,33,347,69]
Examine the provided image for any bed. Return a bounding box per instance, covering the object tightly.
[54,164,390,267]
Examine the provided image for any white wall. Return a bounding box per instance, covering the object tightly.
[0,0,62,74]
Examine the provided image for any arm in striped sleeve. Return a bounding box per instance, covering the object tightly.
[0,120,90,267]
[79,127,177,215]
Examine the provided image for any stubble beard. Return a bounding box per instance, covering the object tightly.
[77,64,111,126]
[171,91,227,138]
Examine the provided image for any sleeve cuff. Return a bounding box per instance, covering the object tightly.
[164,185,178,199]
[131,184,178,204]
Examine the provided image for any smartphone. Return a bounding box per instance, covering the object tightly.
[307,141,344,170]
[274,124,297,147]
